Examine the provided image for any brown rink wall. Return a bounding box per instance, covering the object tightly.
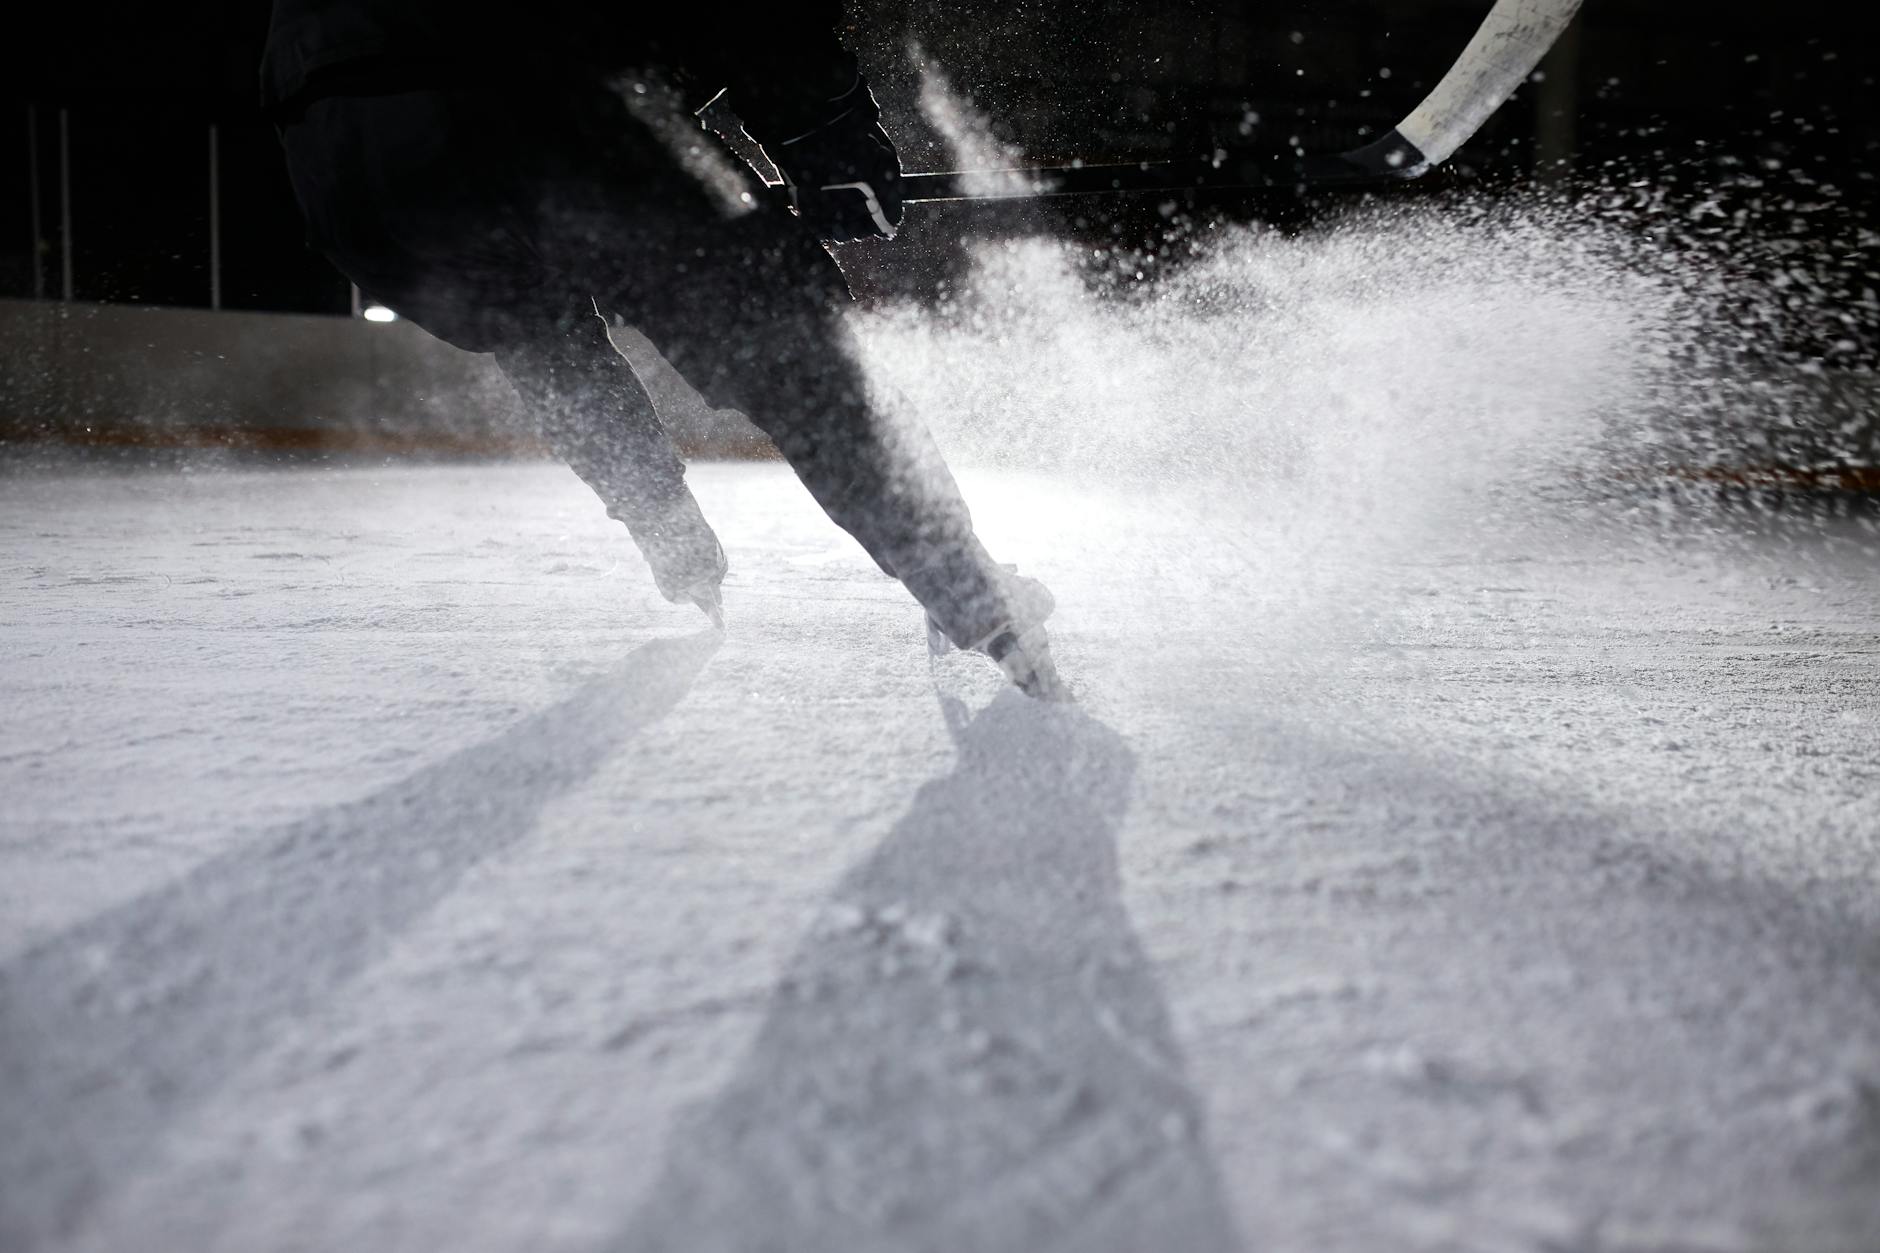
[0,298,1873,494]
[0,298,770,460]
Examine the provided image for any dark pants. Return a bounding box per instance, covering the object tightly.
[279,84,1010,644]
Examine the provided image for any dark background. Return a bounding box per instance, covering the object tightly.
[2,1,1874,317]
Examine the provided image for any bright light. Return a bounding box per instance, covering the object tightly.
[362,304,398,323]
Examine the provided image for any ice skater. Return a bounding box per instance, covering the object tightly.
[261,2,1063,697]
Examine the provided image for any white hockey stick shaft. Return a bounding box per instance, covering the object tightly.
[882,0,1588,202]
[1394,0,1584,169]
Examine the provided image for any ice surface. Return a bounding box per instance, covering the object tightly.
[6,42,1874,1248]
[2,459,1878,1251]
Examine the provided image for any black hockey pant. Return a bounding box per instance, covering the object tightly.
[278,84,1012,647]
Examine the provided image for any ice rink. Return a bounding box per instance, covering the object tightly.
[3,458,1878,1252]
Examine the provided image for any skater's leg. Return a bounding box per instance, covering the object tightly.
[279,90,723,611]
[580,206,1023,651]
[703,304,1012,650]
[463,84,1006,641]
[602,210,1063,691]
[495,307,725,607]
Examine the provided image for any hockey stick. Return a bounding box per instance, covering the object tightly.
[893,0,1583,203]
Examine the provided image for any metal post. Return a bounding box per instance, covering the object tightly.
[58,106,73,302]
[27,105,44,300]
[350,282,362,318]
[208,123,222,310]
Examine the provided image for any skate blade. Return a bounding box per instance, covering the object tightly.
[997,649,1074,703]
[690,586,725,630]
[925,614,953,657]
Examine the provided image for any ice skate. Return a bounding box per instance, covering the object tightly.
[635,491,727,628]
[985,626,1071,702]
[925,566,1055,658]
[926,566,1068,701]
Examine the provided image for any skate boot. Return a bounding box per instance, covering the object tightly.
[926,566,1069,701]
[631,490,727,627]
[984,624,1070,701]
[925,566,1054,658]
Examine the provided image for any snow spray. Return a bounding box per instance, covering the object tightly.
[847,70,1878,651]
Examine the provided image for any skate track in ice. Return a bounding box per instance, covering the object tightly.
[2,459,1877,1252]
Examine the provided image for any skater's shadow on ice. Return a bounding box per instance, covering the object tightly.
[622,691,1239,1253]
[0,629,719,1252]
